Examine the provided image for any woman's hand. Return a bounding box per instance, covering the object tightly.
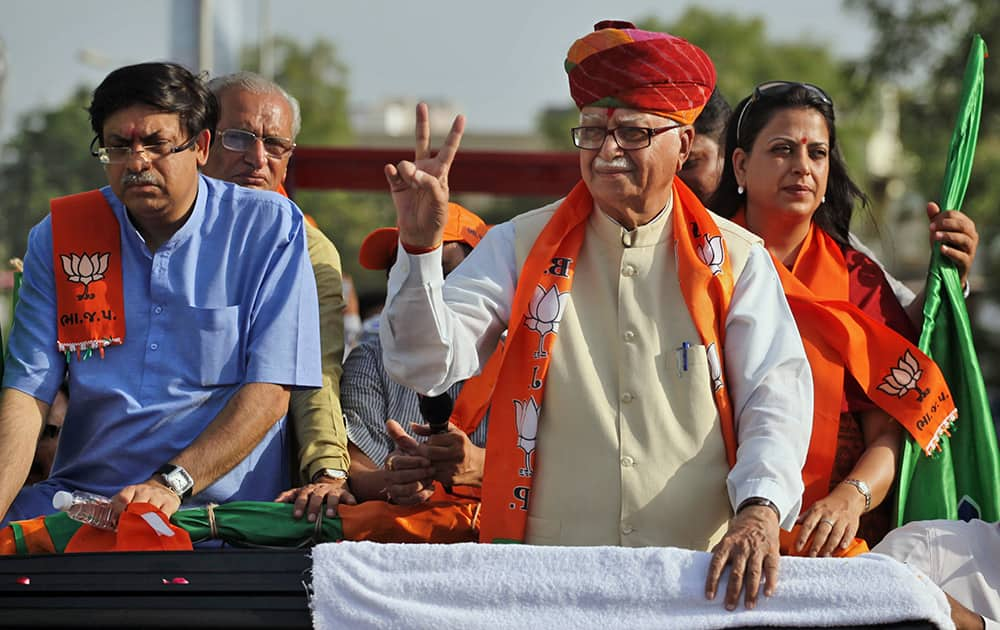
[794,483,867,557]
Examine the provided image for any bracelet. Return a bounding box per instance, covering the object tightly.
[400,240,442,255]
[737,497,780,521]
[841,478,872,512]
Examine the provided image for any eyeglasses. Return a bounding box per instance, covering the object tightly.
[734,81,833,145]
[90,135,199,165]
[570,122,685,150]
[218,128,296,159]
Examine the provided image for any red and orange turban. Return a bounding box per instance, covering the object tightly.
[565,20,716,125]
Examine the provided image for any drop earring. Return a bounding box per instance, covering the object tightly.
[737,185,744,195]
[821,195,826,203]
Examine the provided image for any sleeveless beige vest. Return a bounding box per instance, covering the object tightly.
[511,200,759,549]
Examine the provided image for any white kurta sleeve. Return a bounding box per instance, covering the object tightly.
[723,245,813,530]
[380,221,518,396]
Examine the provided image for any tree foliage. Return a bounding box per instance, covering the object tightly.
[0,86,104,260]
[536,8,880,210]
[845,0,1000,386]
[241,37,353,146]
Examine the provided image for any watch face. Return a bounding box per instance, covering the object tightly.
[161,466,194,496]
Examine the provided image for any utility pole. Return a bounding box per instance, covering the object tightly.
[259,0,274,78]
[198,0,214,74]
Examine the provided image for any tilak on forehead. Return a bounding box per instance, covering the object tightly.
[565,20,717,126]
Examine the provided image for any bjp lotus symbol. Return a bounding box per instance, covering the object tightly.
[525,285,569,358]
[513,396,540,477]
[61,252,110,301]
[696,233,725,276]
[877,350,929,402]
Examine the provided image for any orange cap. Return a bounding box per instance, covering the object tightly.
[359,203,490,270]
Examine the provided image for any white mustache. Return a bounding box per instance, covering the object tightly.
[121,171,161,187]
[593,156,632,170]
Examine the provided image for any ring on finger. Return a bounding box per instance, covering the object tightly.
[820,518,835,527]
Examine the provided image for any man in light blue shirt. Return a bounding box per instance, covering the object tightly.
[0,62,321,526]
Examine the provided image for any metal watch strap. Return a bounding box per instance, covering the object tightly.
[737,497,780,520]
[842,478,872,512]
[311,468,348,483]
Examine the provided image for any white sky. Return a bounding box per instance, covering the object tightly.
[0,0,872,140]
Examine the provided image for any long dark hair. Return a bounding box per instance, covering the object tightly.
[709,83,868,247]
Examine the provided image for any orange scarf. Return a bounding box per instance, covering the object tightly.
[479,180,738,543]
[50,190,126,359]
[734,212,957,504]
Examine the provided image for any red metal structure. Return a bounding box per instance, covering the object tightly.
[287,147,580,196]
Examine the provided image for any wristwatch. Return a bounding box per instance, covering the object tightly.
[842,478,872,512]
[155,464,195,499]
[737,497,781,520]
[312,468,348,483]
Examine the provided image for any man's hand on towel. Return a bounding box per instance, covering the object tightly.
[705,504,780,611]
[383,420,436,505]
[410,421,485,487]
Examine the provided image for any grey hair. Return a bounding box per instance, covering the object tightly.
[207,71,302,139]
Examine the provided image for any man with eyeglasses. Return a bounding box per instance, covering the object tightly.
[0,62,322,528]
[203,72,354,524]
[379,21,811,611]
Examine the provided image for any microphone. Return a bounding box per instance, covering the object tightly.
[419,392,454,435]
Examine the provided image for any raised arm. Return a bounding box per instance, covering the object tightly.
[384,102,465,250]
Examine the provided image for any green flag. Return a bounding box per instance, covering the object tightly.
[896,34,1000,525]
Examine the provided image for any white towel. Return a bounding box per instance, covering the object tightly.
[311,542,953,630]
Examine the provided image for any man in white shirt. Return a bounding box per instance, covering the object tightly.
[379,21,812,611]
[874,519,1000,630]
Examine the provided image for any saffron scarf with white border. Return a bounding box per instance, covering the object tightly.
[479,179,738,543]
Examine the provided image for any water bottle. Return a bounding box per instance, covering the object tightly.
[52,490,118,531]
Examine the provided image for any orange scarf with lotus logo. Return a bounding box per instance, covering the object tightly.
[479,179,739,543]
[733,211,957,509]
[50,190,125,359]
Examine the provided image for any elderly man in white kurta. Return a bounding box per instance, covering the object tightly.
[379,21,813,611]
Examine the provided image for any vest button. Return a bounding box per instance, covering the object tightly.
[621,455,635,467]
[622,264,637,277]
[621,392,634,403]
[622,524,634,535]
[623,330,635,342]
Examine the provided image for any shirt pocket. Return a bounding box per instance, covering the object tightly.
[177,304,244,386]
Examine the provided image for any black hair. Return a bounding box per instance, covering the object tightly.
[88,62,218,144]
[694,88,732,144]
[709,84,868,247]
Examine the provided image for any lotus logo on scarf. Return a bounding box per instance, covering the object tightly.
[513,396,540,477]
[61,252,110,300]
[706,343,724,392]
[877,350,930,402]
[525,285,569,358]
[696,233,725,276]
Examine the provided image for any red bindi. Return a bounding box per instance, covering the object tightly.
[800,137,808,144]
[606,107,616,118]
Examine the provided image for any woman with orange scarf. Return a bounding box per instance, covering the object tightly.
[711,82,971,557]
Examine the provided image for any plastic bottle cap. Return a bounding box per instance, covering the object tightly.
[52,491,73,511]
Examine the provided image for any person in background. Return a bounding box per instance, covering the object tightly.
[0,62,321,524]
[379,21,813,611]
[679,88,731,205]
[711,81,965,555]
[343,203,491,504]
[202,72,353,522]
